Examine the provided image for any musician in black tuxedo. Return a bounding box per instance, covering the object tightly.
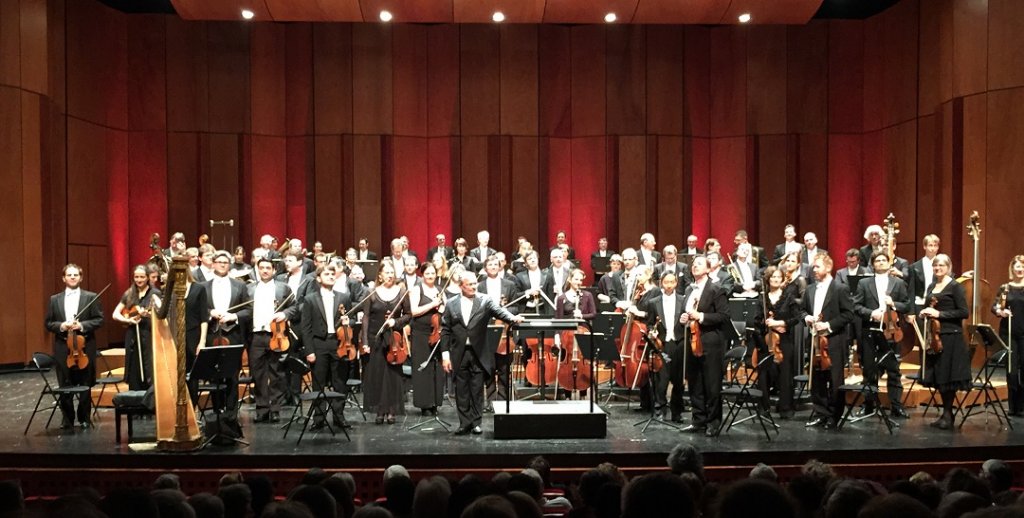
[440,272,524,434]
[44,264,105,429]
[515,250,555,315]
[477,256,522,404]
[907,234,942,312]
[678,256,731,435]
[356,238,378,261]
[705,252,736,294]
[683,235,703,256]
[610,248,642,308]
[858,225,884,270]
[452,238,481,274]
[275,250,317,404]
[638,273,688,422]
[299,264,354,429]
[163,232,187,258]
[202,250,252,417]
[545,248,573,297]
[468,230,496,266]
[550,230,576,261]
[771,225,802,265]
[637,233,662,267]
[653,245,690,286]
[427,234,455,263]
[797,254,854,428]
[800,232,828,268]
[733,230,768,269]
[590,237,615,270]
[247,257,300,423]
[836,248,870,287]
[853,252,912,417]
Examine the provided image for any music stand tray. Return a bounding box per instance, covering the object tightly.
[355,260,379,284]
[190,345,247,447]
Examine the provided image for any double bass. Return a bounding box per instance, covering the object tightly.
[556,289,592,393]
[880,213,911,351]
[615,275,649,390]
[958,211,992,365]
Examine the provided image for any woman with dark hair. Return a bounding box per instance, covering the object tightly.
[112,264,162,390]
[993,255,1024,416]
[361,262,410,424]
[407,261,447,415]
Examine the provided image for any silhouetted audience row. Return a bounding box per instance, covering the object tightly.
[0,450,1021,518]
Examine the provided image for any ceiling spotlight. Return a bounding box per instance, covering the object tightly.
[379,10,393,22]
[738,13,751,23]
[240,9,254,20]
[604,12,617,23]
[492,11,505,22]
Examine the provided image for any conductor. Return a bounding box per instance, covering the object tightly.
[441,271,524,435]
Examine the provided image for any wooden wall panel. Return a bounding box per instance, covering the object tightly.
[459,136,491,235]
[988,0,1024,90]
[166,18,208,132]
[708,27,746,137]
[709,137,746,245]
[427,25,459,137]
[66,119,109,245]
[653,136,684,245]
[539,25,571,137]
[571,25,606,137]
[166,132,201,238]
[508,137,539,245]
[19,0,47,95]
[952,0,987,98]
[756,135,789,246]
[0,0,21,88]
[861,16,885,132]
[827,134,864,255]
[207,23,250,134]
[746,26,787,135]
[251,23,287,136]
[796,134,828,244]
[500,25,538,136]
[391,137,430,253]
[786,23,827,134]
[286,135,313,242]
[827,21,863,134]
[617,136,647,249]
[127,130,168,267]
[313,135,342,248]
[684,27,710,137]
[285,24,313,136]
[986,88,1024,286]
[606,25,645,136]
[861,130,884,230]
[127,16,166,132]
[66,0,126,129]
[883,121,918,241]
[544,137,572,247]
[571,137,607,276]
[353,24,393,135]
[20,90,44,362]
[646,26,683,136]
[917,0,943,117]
[352,136,382,250]
[688,137,711,240]
[961,94,987,272]
[881,0,919,127]
[204,134,241,237]
[312,24,352,135]
[915,114,941,238]
[0,88,25,363]
[392,24,428,137]
[459,25,498,136]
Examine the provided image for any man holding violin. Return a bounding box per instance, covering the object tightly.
[248,257,298,423]
[45,264,105,430]
[678,257,731,436]
[440,272,524,435]
[852,251,911,418]
[299,264,354,430]
[633,273,688,423]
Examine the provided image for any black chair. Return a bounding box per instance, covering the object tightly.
[345,377,367,421]
[93,348,125,417]
[959,348,1013,430]
[23,352,92,435]
[716,347,779,440]
[282,356,350,445]
[112,390,152,444]
[837,378,895,434]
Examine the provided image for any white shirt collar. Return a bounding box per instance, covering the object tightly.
[65,288,80,296]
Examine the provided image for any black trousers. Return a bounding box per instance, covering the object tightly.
[54,342,95,424]
[651,339,684,416]
[861,328,903,408]
[686,343,723,428]
[250,334,285,416]
[810,338,847,420]
[309,345,350,424]
[1008,335,1024,415]
[455,347,486,429]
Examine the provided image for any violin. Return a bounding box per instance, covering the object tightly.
[688,297,703,358]
[765,311,784,364]
[811,312,831,370]
[66,325,88,370]
[387,327,410,365]
[269,319,290,352]
[882,302,904,342]
[120,305,142,321]
[926,296,943,353]
[647,316,665,372]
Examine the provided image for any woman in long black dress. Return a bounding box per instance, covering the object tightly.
[360,262,410,424]
[992,255,1024,416]
[756,264,802,418]
[112,265,163,390]
[407,262,446,415]
[919,253,971,430]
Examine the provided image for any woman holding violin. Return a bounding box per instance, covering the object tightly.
[361,262,411,424]
[555,269,597,320]
[112,265,163,390]
[407,262,447,415]
[554,269,598,397]
[918,254,971,430]
[993,255,1024,416]
[756,264,801,419]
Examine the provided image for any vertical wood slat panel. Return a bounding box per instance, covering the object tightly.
[206,23,250,134]
[757,135,789,248]
[460,25,500,136]
[312,24,352,135]
[500,25,538,136]
[427,25,460,137]
[951,0,987,98]
[571,25,606,137]
[460,136,491,235]
[646,26,683,136]
[654,136,684,245]
[746,25,787,135]
[285,24,313,136]
[571,137,606,278]
[352,136,382,251]
[684,27,710,138]
[0,0,22,88]
[539,25,571,137]
[353,24,393,135]
[828,20,863,133]
[709,27,746,137]
[248,135,288,244]
[313,135,342,249]
[509,136,540,245]
[127,15,166,132]
[606,25,646,136]
[392,25,428,137]
[391,137,430,254]
[988,0,1024,90]
[709,137,746,247]
[796,134,828,245]
[986,88,1024,290]
[20,90,45,363]
[786,23,827,135]
[0,88,25,363]
[166,132,201,239]
[826,134,863,255]
[617,135,646,250]
[251,23,287,136]
[166,18,207,133]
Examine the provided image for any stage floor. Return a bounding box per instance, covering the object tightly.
[3,370,1023,475]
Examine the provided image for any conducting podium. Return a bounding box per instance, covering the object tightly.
[494,318,608,440]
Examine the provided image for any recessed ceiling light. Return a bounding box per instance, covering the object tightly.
[379,10,393,22]
[241,9,254,20]
[605,13,617,23]
[738,13,751,23]
[492,11,505,22]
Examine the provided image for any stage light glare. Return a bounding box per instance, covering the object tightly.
[241,9,255,20]
[379,10,393,22]
[738,13,751,23]
[605,12,617,23]
[492,11,505,22]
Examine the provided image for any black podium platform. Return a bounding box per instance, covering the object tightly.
[493,401,607,439]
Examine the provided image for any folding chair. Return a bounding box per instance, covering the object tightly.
[23,352,92,435]
[282,356,351,445]
[92,348,125,417]
[959,348,1013,430]
[716,348,779,440]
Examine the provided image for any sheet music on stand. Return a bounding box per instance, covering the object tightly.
[355,260,379,284]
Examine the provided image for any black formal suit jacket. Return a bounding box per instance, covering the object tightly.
[357,250,378,261]
[679,281,731,349]
[299,289,353,355]
[643,292,687,341]
[544,265,573,294]
[858,245,878,272]
[907,259,930,309]
[245,280,299,342]
[183,283,211,353]
[733,246,769,269]
[440,294,518,375]
[771,243,789,264]
[853,275,910,324]
[653,261,689,284]
[710,268,735,294]
[608,269,636,305]
[836,266,870,287]
[797,279,854,338]
[637,250,662,267]
[800,247,828,266]
[399,274,421,289]
[477,276,521,312]
[550,245,577,260]
[468,247,496,264]
[452,255,481,273]
[730,261,761,294]
[45,289,105,364]
[514,269,554,313]
[275,272,317,308]
[202,277,252,344]
[428,246,454,262]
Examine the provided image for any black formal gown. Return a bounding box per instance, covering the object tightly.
[994,284,1024,414]
[409,287,445,410]
[922,280,971,392]
[362,289,410,415]
[119,286,162,390]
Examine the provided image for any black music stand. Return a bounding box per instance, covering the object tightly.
[593,312,628,405]
[960,324,1014,429]
[190,344,248,448]
[577,331,616,413]
[355,260,379,284]
[592,256,611,277]
[508,319,585,411]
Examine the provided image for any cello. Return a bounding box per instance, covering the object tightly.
[556,289,592,393]
[615,275,649,390]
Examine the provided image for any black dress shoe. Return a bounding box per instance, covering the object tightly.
[681,424,706,434]
[936,417,952,430]
[805,417,827,428]
[483,402,494,414]
[334,421,352,430]
[823,418,837,430]
[670,414,684,423]
[778,410,795,420]
[269,412,281,423]
[454,426,472,435]
[704,428,717,437]
[60,420,75,430]
[253,413,271,423]
[891,407,910,419]
[310,421,328,431]
[471,426,483,435]
[80,421,93,430]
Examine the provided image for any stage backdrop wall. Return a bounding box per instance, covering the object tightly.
[0,0,1021,361]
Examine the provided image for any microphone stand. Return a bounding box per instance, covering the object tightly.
[409,336,452,431]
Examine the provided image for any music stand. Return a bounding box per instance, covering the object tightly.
[190,344,248,447]
[509,319,585,410]
[591,256,611,276]
[577,332,616,413]
[593,312,629,405]
[356,260,379,284]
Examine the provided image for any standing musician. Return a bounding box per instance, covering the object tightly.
[440,272,524,435]
[515,250,554,316]
[637,233,661,267]
[112,265,162,391]
[993,255,1024,417]
[918,254,971,430]
[597,254,623,303]
[164,232,187,258]
[386,238,408,266]
[478,256,522,404]
[45,264,105,430]
[511,240,534,275]
[704,238,723,256]
[757,264,802,419]
[733,230,767,269]
[181,269,211,408]
[836,249,869,287]
[400,256,421,289]
[299,264,354,430]
[908,234,942,310]
[546,248,572,297]
[452,238,480,274]
[684,235,703,256]
[407,262,448,416]
[551,230,576,261]
[800,233,827,268]
[859,225,885,269]
[356,238,377,261]
[361,262,410,425]
[797,254,854,429]
[428,234,454,263]
[610,248,642,310]
[771,224,802,265]
[195,244,216,283]
[706,252,735,293]
[678,256,731,435]
[230,245,254,283]
[469,230,496,266]
[731,243,761,297]
[591,237,614,263]
[248,257,298,423]
[203,250,251,417]
[276,250,315,404]
[555,269,597,320]
[636,272,687,422]
[853,252,912,418]
[653,245,689,285]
